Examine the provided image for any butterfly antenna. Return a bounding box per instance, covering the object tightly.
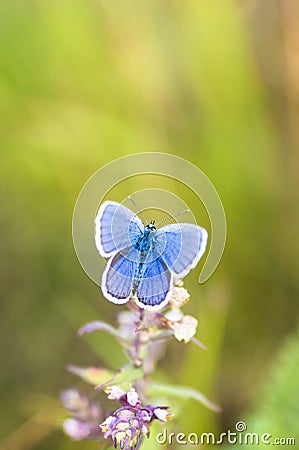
[128,196,148,224]
[155,209,190,226]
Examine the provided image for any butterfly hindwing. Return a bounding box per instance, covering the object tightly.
[101,246,138,304]
[95,201,144,257]
[135,253,173,309]
[155,223,208,278]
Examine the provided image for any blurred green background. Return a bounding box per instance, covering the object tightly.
[1,1,299,449]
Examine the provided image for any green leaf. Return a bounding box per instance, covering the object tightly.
[149,381,221,412]
[67,365,114,386]
[95,364,145,390]
[67,363,145,391]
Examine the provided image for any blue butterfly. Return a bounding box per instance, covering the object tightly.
[95,201,208,310]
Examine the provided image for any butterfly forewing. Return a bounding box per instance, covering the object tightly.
[95,201,144,257]
[155,223,208,278]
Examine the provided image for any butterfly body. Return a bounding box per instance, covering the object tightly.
[95,201,208,310]
[133,221,156,253]
[131,222,158,294]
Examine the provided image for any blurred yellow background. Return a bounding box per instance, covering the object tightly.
[1,1,299,449]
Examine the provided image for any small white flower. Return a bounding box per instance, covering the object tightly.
[140,409,152,422]
[173,315,198,343]
[169,287,190,308]
[115,430,127,443]
[117,310,136,325]
[127,386,140,407]
[116,421,130,431]
[117,311,137,339]
[142,424,150,437]
[117,409,135,420]
[99,415,115,433]
[153,408,173,422]
[105,385,126,400]
[164,308,184,322]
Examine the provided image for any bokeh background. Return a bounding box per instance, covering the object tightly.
[1,1,299,449]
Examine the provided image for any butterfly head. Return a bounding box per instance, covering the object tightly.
[147,219,156,230]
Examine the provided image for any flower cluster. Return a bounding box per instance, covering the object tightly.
[115,287,205,369]
[100,386,172,449]
[123,287,201,345]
